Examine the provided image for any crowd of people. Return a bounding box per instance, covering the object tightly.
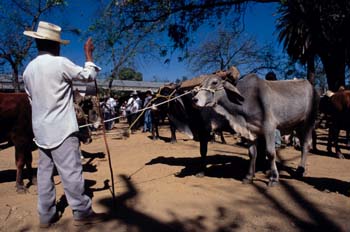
[99,89,154,133]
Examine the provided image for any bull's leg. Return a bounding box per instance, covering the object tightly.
[195,140,208,177]
[219,131,227,144]
[170,122,177,144]
[333,128,344,159]
[15,149,27,193]
[327,126,335,155]
[256,137,268,172]
[243,142,257,184]
[264,133,279,187]
[25,151,37,186]
[151,120,159,140]
[295,130,309,178]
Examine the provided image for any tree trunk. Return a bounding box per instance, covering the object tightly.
[12,68,20,93]
[320,49,346,92]
[306,56,315,86]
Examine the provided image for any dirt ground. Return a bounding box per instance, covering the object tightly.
[0,121,350,232]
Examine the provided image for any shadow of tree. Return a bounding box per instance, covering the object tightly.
[253,180,345,231]
[301,176,350,197]
[96,175,244,232]
[146,154,249,181]
[16,173,347,231]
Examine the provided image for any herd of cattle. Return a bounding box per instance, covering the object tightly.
[1,67,349,192]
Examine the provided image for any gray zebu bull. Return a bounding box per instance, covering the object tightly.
[192,71,319,186]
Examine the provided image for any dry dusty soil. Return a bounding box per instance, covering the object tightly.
[0,122,350,232]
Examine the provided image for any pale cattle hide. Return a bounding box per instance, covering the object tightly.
[193,73,319,186]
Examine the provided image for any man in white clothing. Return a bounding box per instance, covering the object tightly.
[23,21,105,228]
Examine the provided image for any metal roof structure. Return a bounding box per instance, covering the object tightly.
[0,74,169,94]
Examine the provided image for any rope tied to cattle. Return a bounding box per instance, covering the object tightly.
[79,89,194,129]
[127,88,178,131]
[193,86,224,94]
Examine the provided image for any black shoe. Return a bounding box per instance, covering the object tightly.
[74,212,106,226]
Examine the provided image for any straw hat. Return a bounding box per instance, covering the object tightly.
[23,21,69,45]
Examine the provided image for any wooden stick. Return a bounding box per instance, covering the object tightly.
[94,80,116,204]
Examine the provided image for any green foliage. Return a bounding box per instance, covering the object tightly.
[276,0,350,90]
[118,67,143,81]
[109,0,247,51]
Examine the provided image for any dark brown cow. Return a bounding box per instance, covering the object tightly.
[320,89,350,158]
[0,93,35,193]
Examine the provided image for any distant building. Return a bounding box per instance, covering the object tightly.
[0,74,169,94]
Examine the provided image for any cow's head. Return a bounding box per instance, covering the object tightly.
[192,70,244,108]
[74,103,92,144]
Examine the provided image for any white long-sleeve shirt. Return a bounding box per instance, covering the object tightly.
[23,53,100,149]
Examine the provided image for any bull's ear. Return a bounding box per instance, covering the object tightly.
[223,81,244,104]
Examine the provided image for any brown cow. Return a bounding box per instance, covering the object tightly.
[320,88,350,158]
[0,93,36,193]
[0,93,92,193]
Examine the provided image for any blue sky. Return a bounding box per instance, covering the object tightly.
[42,2,282,83]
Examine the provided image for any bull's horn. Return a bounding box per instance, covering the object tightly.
[215,66,240,84]
[226,66,240,83]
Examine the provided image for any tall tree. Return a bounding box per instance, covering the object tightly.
[110,0,279,49]
[111,0,350,91]
[0,0,66,92]
[188,28,281,74]
[277,0,350,90]
[118,67,143,81]
[88,1,159,89]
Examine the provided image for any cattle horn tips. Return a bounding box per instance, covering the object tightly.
[227,66,240,82]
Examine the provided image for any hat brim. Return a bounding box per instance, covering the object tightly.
[23,31,70,45]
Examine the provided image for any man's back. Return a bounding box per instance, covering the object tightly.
[24,54,79,148]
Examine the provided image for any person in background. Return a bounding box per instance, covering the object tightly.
[113,95,120,123]
[105,94,117,130]
[22,21,105,228]
[143,90,153,132]
[126,91,139,133]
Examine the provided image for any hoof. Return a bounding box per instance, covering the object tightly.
[336,152,345,159]
[16,185,28,194]
[170,140,177,144]
[242,177,253,184]
[195,172,205,178]
[295,166,305,179]
[268,180,279,187]
[30,176,38,186]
